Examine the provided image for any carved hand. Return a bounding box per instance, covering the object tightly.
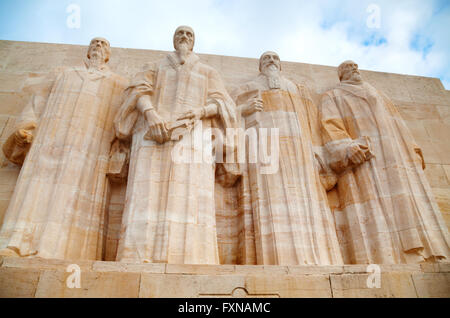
[14,129,33,147]
[347,143,369,166]
[177,108,204,122]
[144,109,169,144]
[241,98,263,117]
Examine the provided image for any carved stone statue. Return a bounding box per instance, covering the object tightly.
[320,60,450,264]
[114,26,239,264]
[0,38,128,260]
[234,51,343,265]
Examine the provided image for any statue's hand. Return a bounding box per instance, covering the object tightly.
[144,109,169,144]
[177,108,204,122]
[14,129,33,147]
[347,143,368,166]
[241,98,263,117]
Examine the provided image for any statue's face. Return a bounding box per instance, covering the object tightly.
[340,61,362,82]
[174,26,195,51]
[88,37,110,63]
[260,52,281,73]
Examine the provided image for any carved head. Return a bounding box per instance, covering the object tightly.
[338,60,362,82]
[259,51,282,74]
[87,37,111,63]
[173,26,195,52]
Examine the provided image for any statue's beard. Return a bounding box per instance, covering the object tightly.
[343,71,363,84]
[262,64,282,89]
[176,42,192,64]
[88,48,106,69]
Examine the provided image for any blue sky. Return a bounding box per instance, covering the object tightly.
[0,0,449,89]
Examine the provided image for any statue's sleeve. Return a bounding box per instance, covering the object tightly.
[114,64,157,140]
[380,90,425,169]
[319,92,356,174]
[298,84,337,190]
[2,70,59,165]
[207,68,242,187]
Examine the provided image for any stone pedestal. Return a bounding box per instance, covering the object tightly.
[1,256,448,298]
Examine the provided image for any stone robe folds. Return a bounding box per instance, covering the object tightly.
[114,53,238,264]
[0,65,127,260]
[235,75,343,265]
[320,81,450,264]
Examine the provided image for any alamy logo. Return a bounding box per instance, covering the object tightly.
[170,123,280,175]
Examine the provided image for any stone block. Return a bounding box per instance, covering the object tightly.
[424,164,449,188]
[423,120,450,142]
[0,267,41,297]
[431,188,450,214]
[331,272,417,298]
[34,270,140,298]
[245,274,332,298]
[396,103,441,121]
[234,265,289,275]
[0,93,26,116]
[288,265,343,275]
[93,261,165,273]
[0,72,28,93]
[411,272,450,297]
[140,273,247,298]
[2,256,93,272]
[165,264,235,275]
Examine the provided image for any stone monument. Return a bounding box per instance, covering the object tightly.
[0,36,448,298]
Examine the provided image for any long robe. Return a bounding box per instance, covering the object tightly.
[320,81,450,264]
[114,52,238,264]
[235,74,343,265]
[0,64,127,260]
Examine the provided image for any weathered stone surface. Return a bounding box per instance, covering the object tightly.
[331,272,417,298]
[411,272,450,298]
[93,261,165,273]
[34,270,140,298]
[0,267,40,297]
[0,38,448,299]
[2,257,93,271]
[288,265,344,275]
[245,274,332,298]
[166,264,235,275]
[140,274,248,298]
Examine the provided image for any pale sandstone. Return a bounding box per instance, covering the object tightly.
[234,51,342,266]
[0,267,40,297]
[320,60,450,264]
[0,39,448,298]
[288,265,344,275]
[114,26,239,264]
[411,272,450,297]
[140,273,247,298]
[2,256,93,271]
[245,274,332,298]
[425,164,449,188]
[0,93,26,116]
[330,272,417,298]
[0,38,128,260]
[93,261,165,273]
[436,105,450,125]
[0,72,27,93]
[165,264,235,275]
[34,270,140,298]
[234,265,289,275]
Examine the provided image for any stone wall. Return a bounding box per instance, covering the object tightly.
[1,256,449,297]
[0,40,449,263]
